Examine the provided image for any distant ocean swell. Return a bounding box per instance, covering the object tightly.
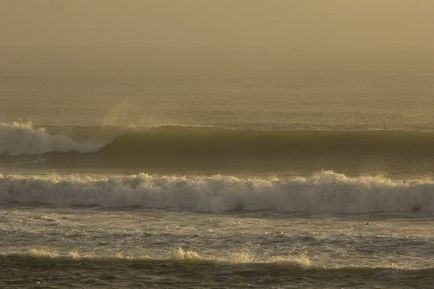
[1,122,434,173]
[1,171,433,213]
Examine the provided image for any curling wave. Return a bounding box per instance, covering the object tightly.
[2,124,434,174]
[1,171,433,213]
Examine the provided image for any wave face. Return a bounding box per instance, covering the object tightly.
[1,171,433,213]
[2,249,433,289]
[2,124,434,174]
[0,122,104,156]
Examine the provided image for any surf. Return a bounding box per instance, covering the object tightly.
[1,171,433,214]
[2,123,434,175]
[0,122,105,156]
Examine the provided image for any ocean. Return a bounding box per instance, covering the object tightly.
[1,55,434,288]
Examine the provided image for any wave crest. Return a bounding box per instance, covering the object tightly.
[2,247,311,269]
[2,124,434,174]
[1,171,434,214]
[0,122,103,156]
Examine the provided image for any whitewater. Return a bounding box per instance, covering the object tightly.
[1,171,434,214]
[0,122,104,156]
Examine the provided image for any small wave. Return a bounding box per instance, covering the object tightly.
[1,171,434,213]
[3,248,434,276]
[171,247,311,267]
[2,248,433,289]
[0,122,104,156]
[1,247,311,268]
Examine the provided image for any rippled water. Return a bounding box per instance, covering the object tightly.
[1,208,434,288]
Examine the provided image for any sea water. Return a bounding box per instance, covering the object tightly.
[1,52,434,288]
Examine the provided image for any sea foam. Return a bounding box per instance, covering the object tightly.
[0,122,102,156]
[1,171,433,214]
[2,247,312,268]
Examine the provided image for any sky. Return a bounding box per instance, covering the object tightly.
[1,0,434,49]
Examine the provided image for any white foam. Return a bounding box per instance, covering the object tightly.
[1,171,433,214]
[0,122,103,156]
[171,247,311,267]
[3,247,311,268]
[27,248,59,258]
[172,247,204,262]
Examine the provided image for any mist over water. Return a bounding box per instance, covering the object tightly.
[1,47,434,130]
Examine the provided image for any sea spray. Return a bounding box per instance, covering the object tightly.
[0,122,103,155]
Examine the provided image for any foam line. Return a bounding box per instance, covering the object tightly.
[1,171,433,213]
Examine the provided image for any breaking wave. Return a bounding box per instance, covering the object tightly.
[2,124,434,159]
[2,248,433,289]
[2,123,434,174]
[2,248,434,275]
[1,248,311,268]
[0,122,104,156]
[1,171,433,214]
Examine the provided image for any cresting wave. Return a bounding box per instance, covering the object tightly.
[1,171,433,213]
[2,123,434,173]
[3,250,433,289]
[2,123,434,158]
[2,248,434,275]
[0,248,311,268]
[0,122,105,156]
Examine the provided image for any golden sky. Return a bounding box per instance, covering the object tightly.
[1,0,434,48]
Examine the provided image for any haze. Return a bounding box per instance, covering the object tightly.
[1,0,434,48]
[1,1,434,129]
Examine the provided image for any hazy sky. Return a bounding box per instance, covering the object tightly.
[1,0,434,48]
